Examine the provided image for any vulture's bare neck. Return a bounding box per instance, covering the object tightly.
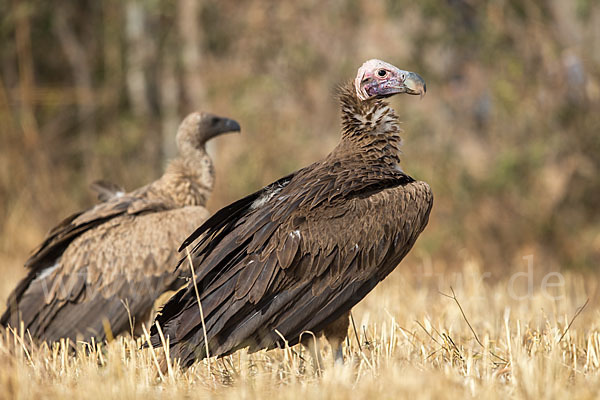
[334,84,403,171]
[153,145,214,208]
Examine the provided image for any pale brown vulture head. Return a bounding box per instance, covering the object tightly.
[176,112,241,151]
[354,59,426,101]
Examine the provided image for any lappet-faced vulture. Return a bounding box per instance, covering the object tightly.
[1,112,240,344]
[149,59,432,367]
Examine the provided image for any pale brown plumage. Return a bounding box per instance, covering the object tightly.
[149,60,432,368]
[1,112,240,344]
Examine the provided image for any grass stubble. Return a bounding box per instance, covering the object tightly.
[1,259,599,400]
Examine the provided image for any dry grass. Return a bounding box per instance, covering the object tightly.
[1,261,599,399]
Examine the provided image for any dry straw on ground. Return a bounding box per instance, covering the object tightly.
[1,261,599,399]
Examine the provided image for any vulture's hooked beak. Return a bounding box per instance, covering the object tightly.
[403,71,426,98]
[201,116,241,143]
[220,117,241,134]
[208,117,241,141]
[374,69,426,99]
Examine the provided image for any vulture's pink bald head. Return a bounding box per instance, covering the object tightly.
[354,59,426,101]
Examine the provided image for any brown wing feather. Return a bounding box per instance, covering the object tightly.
[23,186,168,271]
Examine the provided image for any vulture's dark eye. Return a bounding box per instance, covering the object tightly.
[377,69,387,77]
[211,117,219,125]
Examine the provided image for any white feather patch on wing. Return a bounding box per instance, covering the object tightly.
[36,262,60,281]
[251,187,283,210]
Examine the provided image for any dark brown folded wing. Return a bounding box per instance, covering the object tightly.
[151,170,432,367]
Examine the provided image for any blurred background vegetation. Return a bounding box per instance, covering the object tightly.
[1,0,599,296]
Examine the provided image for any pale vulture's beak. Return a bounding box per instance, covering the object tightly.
[403,71,427,97]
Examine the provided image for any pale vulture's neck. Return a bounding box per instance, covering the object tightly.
[154,144,214,207]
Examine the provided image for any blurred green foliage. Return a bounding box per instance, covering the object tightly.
[1,0,599,272]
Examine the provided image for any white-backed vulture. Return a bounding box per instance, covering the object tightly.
[148,59,432,368]
[1,112,241,344]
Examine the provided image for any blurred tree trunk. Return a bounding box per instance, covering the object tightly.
[125,0,152,117]
[11,0,55,215]
[159,41,180,164]
[54,4,97,181]
[12,0,39,151]
[176,0,208,158]
[102,0,123,124]
[178,0,205,111]
[125,0,162,177]
[158,0,207,163]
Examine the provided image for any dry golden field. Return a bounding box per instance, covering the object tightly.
[1,258,599,399]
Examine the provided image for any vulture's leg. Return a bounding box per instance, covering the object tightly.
[301,332,324,374]
[323,311,350,364]
[133,307,153,337]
